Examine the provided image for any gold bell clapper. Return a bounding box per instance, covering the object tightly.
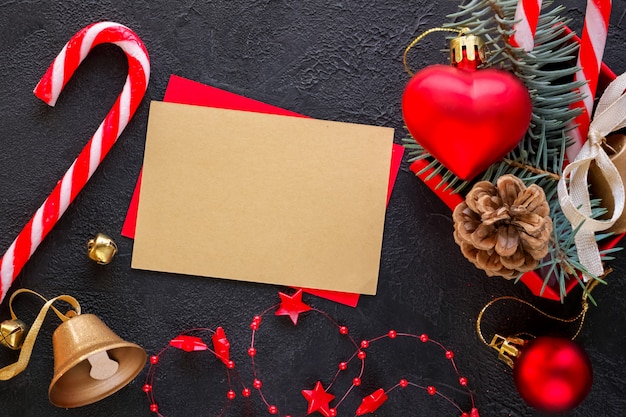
[88,233,118,264]
[0,289,147,408]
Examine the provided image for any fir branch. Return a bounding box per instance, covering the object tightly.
[402,0,620,300]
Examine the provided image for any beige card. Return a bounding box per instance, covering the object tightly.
[131,101,394,295]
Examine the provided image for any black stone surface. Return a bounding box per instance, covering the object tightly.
[1,1,625,416]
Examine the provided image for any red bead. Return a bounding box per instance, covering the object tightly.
[329,408,337,417]
[513,336,592,413]
[227,390,236,400]
[254,315,262,323]
[339,362,348,371]
[461,413,469,417]
[268,405,278,414]
[446,350,454,360]
[360,340,369,349]
[150,403,158,413]
[242,388,251,397]
[227,360,235,369]
[399,379,408,388]
[427,386,437,395]
[419,334,428,343]
[142,384,152,393]
[388,330,397,338]
[339,326,348,335]
[353,377,361,386]
[253,379,262,389]
[459,377,468,387]
[150,355,159,364]
[357,351,366,360]
[248,347,257,357]
[250,322,258,330]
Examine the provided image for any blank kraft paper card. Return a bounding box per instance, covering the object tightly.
[132,101,394,295]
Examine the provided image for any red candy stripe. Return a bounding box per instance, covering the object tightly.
[510,0,542,51]
[0,22,150,302]
[567,0,612,161]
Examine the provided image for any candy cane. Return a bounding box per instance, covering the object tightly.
[0,22,150,303]
[510,0,542,52]
[567,0,612,161]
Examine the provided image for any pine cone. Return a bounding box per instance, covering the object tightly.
[452,175,553,279]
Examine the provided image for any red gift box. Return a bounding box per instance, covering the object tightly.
[409,30,625,301]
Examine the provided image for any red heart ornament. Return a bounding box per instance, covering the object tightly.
[402,65,532,180]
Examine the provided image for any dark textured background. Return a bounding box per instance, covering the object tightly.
[1,1,625,416]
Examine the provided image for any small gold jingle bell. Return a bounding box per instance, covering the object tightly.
[87,233,118,265]
[0,319,28,350]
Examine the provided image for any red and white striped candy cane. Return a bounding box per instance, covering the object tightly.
[567,0,612,161]
[0,22,150,303]
[510,0,542,52]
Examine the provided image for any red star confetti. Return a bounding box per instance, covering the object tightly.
[302,381,335,417]
[275,289,312,325]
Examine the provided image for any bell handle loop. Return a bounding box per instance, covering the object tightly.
[403,27,469,76]
[1,291,81,380]
[8,288,81,322]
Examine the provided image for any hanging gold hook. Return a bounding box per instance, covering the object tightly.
[475,276,604,368]
[403,27,469,76]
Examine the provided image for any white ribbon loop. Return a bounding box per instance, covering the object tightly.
[558,72,626,280]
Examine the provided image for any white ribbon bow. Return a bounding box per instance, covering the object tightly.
[558,72,626,280]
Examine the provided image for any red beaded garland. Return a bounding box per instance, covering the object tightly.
[143,292,477,417]
[144,328,241,417]
[248,293,365,417]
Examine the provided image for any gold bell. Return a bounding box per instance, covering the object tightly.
[87,233,118,265]
[0,319,28,350]
[48,313,147,408]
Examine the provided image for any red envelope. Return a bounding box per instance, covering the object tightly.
[123,75,404,307]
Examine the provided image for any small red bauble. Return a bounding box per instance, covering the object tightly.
[513,336,592,413]
[402,34,531,181]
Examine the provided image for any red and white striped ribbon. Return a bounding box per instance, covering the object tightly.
[510,0,542,52]
[0,22,150,303]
